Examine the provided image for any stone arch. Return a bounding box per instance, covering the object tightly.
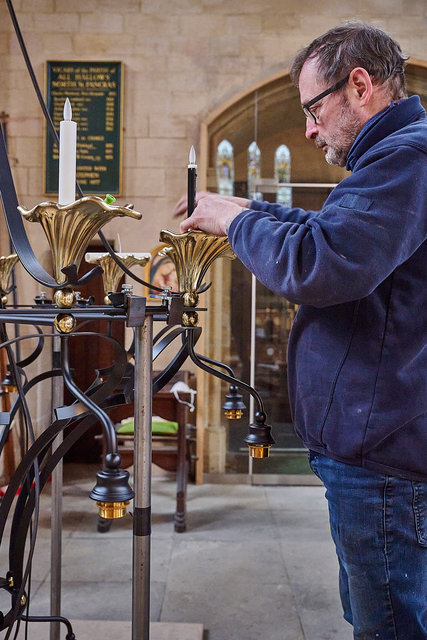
[195,60,427,478]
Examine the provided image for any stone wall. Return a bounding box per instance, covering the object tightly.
[0,0,426,477]
[1,0,426,261]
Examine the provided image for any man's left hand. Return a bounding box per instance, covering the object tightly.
[179,195,244,236]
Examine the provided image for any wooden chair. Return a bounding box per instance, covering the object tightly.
[98,371,196,533]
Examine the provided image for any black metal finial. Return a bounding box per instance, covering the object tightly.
[223,385,246,420]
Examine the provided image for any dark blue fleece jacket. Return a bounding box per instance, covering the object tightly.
[227,95,427,481]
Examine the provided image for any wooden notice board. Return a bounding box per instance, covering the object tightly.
[45,61,122,196]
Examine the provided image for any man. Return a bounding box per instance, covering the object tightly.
[175,22,427,640]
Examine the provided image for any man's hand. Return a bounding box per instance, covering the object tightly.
[173,191,250,218]
[179,194,245,236]
[173,191,212,217]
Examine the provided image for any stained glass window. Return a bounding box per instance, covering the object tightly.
[248,141,262,201]
[275,144,292,207]
[216,139,234,196]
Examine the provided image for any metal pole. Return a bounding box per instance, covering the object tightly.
[248,273,256,477]
[132,315,153,640]
[50,333,63,640]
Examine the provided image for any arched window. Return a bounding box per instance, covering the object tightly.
[216,139,234,196]
[248,141,262,200]
[275,144,292,207]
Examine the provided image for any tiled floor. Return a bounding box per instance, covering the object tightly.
[0,464,353,640]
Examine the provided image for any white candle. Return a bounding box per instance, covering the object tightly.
[58,98,77,206]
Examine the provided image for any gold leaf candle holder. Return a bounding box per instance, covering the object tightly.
[159,229,235,326]
[18,196,142,284]
[85,252,151,304]
[0,254,19,304]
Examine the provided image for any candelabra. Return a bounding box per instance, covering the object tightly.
[0,188,276,640]
[0,8,275,638]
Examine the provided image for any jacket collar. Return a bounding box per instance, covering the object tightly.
[345,95,426,171]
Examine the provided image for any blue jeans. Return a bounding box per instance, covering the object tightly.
[309,452,427,640]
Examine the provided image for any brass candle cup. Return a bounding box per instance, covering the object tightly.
[18,196,142,285]
[0,254,19,304]
[159,229,235,326]
[85,252,151,304]
[18,196,142,333]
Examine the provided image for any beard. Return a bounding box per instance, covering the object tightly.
[315,96,362,167]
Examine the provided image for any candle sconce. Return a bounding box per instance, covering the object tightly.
[1,367,18,393]
[85,252,151,304]
[222,385,246,420]
[159,229,235,326]
[17,196,142,333]
[184,329,275,459]
[18,197,142,285]
[0,254,19,304]
[159,228,275,458]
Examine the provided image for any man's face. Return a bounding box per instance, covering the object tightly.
[299,58,363,167]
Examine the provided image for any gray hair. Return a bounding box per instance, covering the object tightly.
[290,21,408,100]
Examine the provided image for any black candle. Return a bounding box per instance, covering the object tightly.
[187,145,197,218]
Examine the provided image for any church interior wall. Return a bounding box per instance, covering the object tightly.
[2,1,425,262]
[0,0,426,474]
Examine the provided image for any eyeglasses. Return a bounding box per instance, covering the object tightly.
[302,74,350,124]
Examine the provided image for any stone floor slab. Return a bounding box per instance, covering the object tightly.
[161,538,304,640]
[11,619,204,640]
